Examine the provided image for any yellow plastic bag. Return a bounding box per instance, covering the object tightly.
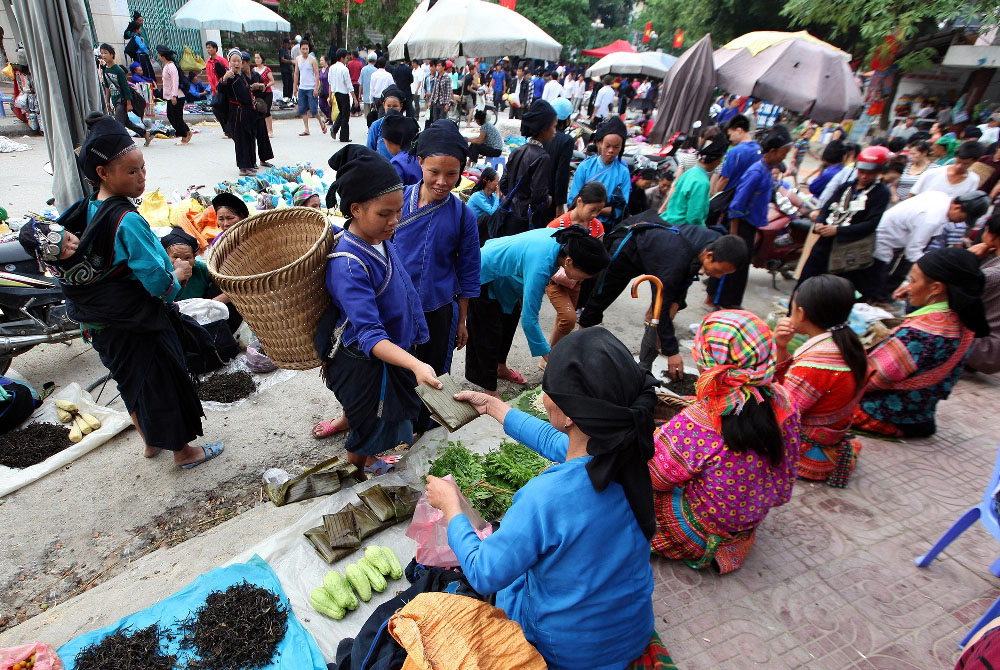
[1,63,13,79]
[179,46,206,73]
[137,188,170,227]
[329,93,339,124]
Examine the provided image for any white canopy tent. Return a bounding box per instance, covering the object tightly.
[585,51,679,79]
[172,0,291,32]
[388,0,561,61]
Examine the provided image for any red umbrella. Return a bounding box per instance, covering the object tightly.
[581,39,636,58]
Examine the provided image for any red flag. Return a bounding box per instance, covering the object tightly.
[672,29,684,49]
[642,21,652,43]
[499,0,516,8]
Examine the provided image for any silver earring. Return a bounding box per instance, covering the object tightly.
[563,421,571,429]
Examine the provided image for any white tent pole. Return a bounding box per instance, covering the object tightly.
[345,1,349,51]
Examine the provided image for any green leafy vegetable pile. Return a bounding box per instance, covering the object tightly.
[428,440,551,520]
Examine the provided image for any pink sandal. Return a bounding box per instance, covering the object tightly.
[312,419,346,439]
[498,367,527,384]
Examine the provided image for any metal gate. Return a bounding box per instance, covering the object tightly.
[126,0,201,56]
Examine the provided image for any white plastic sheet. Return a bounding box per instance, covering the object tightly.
[0,382,132,498]
[230,416,509,662]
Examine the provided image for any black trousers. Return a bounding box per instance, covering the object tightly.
[466,290,520,392]
[255,112,273,162]
[114,98,146,137]
[331,92,351,141]
[510,104,523,120]
[166,97,190,137]
[706,218,756,308]
[211,94,229,135]
[134,53,154,81]
[402,93,415,118]
[281,68,293,99]
[230,106,257,170]
[413,303,456,432]
[468,143,502,163]
[427,102,446,128]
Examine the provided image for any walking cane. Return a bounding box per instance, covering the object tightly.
[631,274,664,372]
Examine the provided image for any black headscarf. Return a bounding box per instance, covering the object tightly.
[327,144,402,212]
[160,228,199,254]
[916,248,990,337]
[78,113,137,183]
[381,110,420,149]
[381,85,406,103]
[698,135,728,161]
[520,99,556,138]
[551,226,610,276]
[415,119,469,165]
[761,124,793,153]
[155,45,176,61]
[542,327,658,540]
[593,116,628,144]
[212,192,249,219]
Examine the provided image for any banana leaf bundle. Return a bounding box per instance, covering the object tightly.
[415,374,479,432]
[304,484,422,563]
[266,456,358,506]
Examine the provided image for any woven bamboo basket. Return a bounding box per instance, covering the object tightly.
[207,207,338,370]
[653,392,692,424]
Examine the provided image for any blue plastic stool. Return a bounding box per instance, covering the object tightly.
[486,155,505,171]
[0,91,10,118]
[915,441,1000,647]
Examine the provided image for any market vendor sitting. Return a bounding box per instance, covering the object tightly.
[159,229,241,333]
[210,192,249,245]
[853,247,990,438]
[648,310,802,573]
[426,327,656,670]
[292,185,322,209]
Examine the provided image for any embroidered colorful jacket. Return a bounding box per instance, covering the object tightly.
[648,394,801,572]
[856,304,973,431]
[777,333,866,481]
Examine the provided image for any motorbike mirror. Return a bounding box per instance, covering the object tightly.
[42,161,53,176]
[692,121,702,129]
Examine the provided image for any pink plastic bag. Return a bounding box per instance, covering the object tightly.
[406,475,493,568]
[0,643,64,670]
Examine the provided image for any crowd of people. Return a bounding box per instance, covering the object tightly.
[20,23,1000,668]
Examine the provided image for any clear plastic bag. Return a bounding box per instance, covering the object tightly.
[0,643,64,670]
[405,475,492,568]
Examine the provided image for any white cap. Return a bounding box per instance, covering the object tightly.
[295,35,302,42]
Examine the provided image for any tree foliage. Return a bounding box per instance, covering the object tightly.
[635,0,797,52]
[278,0,419,49]
[782,0,1000,70]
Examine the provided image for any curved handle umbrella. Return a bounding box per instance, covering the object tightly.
[631,274,664,372]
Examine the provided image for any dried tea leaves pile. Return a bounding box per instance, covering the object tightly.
[181,581,288,670]
[197,371,258,403]
[0,422,72,469]
[74,624,177,670]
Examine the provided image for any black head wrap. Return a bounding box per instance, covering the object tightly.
[155,45,175,60]
[380,85,406,103]
[542,327,658,540]
[593,115,628,145]
[160,228,199,254]
[520,100,556,138]
[698,135,728,161]
[551,226,610,275]
[212,192,249,219]
[381,110,420,149]
[761,124,793,153]
[916,248,990,337]
[78,113,137,184]
[326,144,402,213]
[415,119,469,165]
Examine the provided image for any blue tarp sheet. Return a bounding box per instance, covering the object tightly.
[56,555,326,670]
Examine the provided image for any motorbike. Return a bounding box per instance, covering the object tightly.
[752,183,813,288]
[0,226,80,374]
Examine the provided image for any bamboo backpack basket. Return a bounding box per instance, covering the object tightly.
[653,392,692,424]
[207,206,339,370]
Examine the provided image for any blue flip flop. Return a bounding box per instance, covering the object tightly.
[180,441,224,469]
[364,458,395,476]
